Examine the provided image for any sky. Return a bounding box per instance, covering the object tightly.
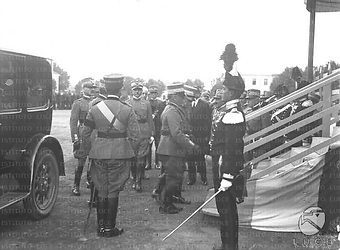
[1,0,339,89]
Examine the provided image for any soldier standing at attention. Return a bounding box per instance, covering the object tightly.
[147,85,166,169]
[128,81,155,191]
[82,73,140,237]
[70,77,96,196]
[157,83,200,214]
[211,44,247,250]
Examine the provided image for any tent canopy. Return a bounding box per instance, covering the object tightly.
[305,0,340,12]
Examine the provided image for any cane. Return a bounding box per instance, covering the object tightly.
[83,183,96,236]
[162,189,222,241]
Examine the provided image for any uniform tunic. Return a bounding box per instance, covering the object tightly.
[128,98,155,158]
[157,102,196,205]
[211,99,246,250]
[82,95,141,198]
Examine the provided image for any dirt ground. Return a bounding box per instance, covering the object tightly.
[0,110,339,250]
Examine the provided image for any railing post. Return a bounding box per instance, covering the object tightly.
[322,84,332,136]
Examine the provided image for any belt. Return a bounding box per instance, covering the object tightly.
[97,131,127,139]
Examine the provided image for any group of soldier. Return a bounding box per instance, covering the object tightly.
[67,43,320,250]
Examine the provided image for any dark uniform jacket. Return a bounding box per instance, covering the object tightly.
[157,102,196,157]
[148,98,166,137]
[70,95,92,142]
[82,95,141,159]
[211,99,246,177]
[190,98,212,152]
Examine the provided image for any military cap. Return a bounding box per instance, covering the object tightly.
[148,85,158,93]
[100,73,124,91]
[81,77,96,88]
[223,73,245,92]
[308,93,320,104]
[166,83,185,95]
[131,80,144,90]
[184,85,196,98]
[220,43,238,62]
[291,66,302,80]
[246,89,261,99]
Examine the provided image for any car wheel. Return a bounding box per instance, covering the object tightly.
[23,147,59,220]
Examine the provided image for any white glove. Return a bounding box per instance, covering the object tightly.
[149,136,154,144]
[218,179,232,191]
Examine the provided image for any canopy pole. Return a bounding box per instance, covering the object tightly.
[307,0,316,83]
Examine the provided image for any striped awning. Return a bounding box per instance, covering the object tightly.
[305,0,340,12]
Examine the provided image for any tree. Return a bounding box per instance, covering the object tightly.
[184,79,205,91]
[53,63,71,92]
[271,61,340,94]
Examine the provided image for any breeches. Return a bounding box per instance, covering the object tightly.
[90,159,131,198]
[159,155,184,198]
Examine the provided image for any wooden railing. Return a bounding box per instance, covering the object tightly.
[244,69,340,180]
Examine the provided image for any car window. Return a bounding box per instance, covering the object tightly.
[26,57,50,109]
[0,54,20,111]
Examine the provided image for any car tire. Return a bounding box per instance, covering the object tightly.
[23,147,59,220]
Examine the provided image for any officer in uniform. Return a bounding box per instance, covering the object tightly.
[147,85,166,169]
[156,83,200,214]
[82,73,141,237]
[244,89,271,161]
[211,44,247,250]
[70,77,96,196]
[128,81,155,191]
[86,84,107,207]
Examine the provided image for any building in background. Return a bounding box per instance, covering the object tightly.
[241,74,277,94]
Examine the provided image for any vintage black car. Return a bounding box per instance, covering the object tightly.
[0,48,65,219]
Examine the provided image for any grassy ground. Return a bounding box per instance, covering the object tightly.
[0,110,339,250]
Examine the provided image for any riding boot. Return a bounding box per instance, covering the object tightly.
[135,163,142,192]
[151,173,166,203]
[96,197,107,237]
[72,164,83,196]
[131,158,137,189]
[105,197,123,237]
[86,171,91,189]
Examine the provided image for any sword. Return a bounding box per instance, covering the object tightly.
[162,189,222,241]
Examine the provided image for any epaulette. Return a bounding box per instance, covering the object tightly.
[222,108,245,124]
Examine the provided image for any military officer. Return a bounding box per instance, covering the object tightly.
[147,85,166,169]
[211,43,247,250]
[70,77,96,196]
[244,89,271,161]
[86,84,108,207]
[156,83,200,214]
[128,81,155,191]
[82,73,141,237]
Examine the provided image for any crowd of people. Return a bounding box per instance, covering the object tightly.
[68,43,322,250]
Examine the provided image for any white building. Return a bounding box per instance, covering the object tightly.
[241,74,277,94]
